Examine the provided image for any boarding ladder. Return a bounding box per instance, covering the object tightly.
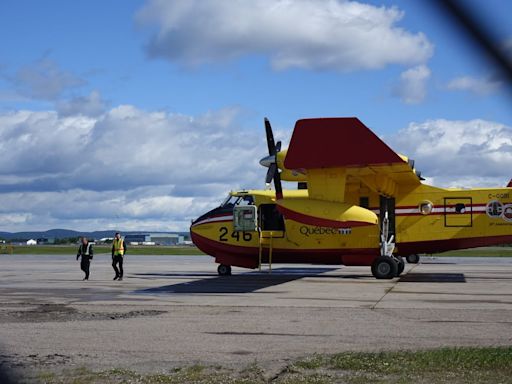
[258,230,275,273]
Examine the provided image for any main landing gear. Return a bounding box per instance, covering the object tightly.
[372,211,404,279]
[371,256,404,279]
[396,256,405,275]
[217,264,232,276]
[406,254,420,264]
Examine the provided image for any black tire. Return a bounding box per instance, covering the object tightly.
[396,256,405,276]
[406,254,420,264]
[217,264,232,276]
[371,256,398,279]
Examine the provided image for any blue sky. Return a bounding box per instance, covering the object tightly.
[0,0,512,232]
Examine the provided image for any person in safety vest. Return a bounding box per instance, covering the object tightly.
[76,237,94,280]
[111,232,127,281]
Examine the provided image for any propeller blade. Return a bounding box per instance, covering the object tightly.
[264,117,276,155]
[265,163,276,184]
[274,167,283,200]
[263,117,283,199]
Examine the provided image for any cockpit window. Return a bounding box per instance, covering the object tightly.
[239,195,254,206]
[221,195,241,207]
[220,195,254,207]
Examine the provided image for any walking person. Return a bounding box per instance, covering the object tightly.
[76,237,93,280]
[112,232,127,281]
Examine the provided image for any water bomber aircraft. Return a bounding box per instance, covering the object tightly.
[191,117,512,279]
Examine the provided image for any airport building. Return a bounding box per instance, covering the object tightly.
[37,237,55,245]
[124,233,185,245]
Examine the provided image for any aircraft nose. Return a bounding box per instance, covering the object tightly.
[259,154,275,168]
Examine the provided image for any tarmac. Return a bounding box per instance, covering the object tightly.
[0,254,511,376]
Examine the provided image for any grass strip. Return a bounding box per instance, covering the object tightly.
[31,346,512,384]
[435,247,512,257]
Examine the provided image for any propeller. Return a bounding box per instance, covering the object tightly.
[261,118,283,199]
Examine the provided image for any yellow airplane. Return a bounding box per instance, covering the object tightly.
[190,117,512,279]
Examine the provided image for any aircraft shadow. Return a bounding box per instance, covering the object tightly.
[399,273,466,283]
[137,267,337,294]
[418,262,457,265]
[133,272,214,278]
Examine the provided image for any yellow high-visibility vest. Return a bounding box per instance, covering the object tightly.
[113,238,124,256]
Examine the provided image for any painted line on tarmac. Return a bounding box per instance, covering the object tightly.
[370,264,420,310]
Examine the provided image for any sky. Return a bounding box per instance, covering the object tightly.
[1,0,512,232]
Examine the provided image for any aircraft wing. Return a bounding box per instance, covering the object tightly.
[283,118,421,201]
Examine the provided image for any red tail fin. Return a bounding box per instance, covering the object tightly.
[507,179,512,187]
[284,118,405,170]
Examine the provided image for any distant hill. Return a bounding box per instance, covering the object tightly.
[0,229,191,241]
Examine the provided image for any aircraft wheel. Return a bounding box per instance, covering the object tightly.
[217,264,232,276]
[371,256,398,279]
[406,254,420,264]
[396,256,405,276]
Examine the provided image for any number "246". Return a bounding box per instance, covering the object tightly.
[219,227,252,242]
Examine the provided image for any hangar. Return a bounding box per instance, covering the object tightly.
[124,233,185,245]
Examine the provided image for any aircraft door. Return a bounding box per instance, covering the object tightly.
[233,205,258,232]
[258,204,285,236]
[444,197,472,227]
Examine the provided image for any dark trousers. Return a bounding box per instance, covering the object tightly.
[112,255,124,278]
[80,257,91,279]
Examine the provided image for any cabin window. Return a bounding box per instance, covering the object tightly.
[419,201,433,215]
[359,197,369,209]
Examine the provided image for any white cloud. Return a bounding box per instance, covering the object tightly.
[0,213,33,226]
[0,106,269,231]
[394,65,431,104]
[0,189,216,232]
[446,75,501,95]
[0,111,95,176]
[390,119,512,187]
[2,107,511,231]
[136,0,433,71]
